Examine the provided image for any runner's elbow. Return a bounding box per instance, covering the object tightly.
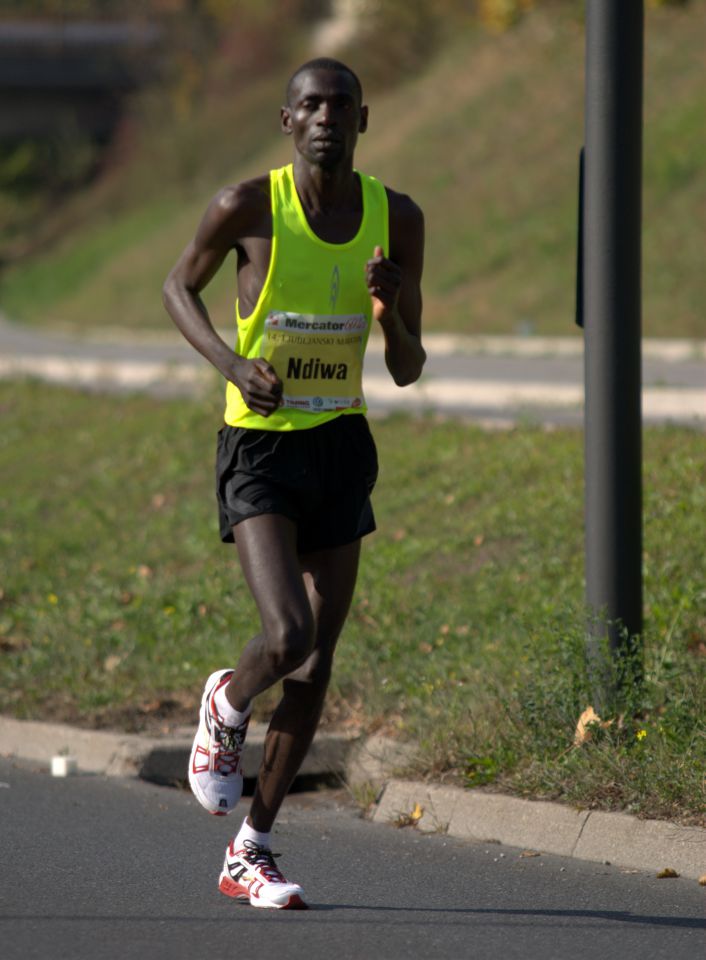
[389,346,426,386]
[392,370,420,387]
[162,272,178,310]
[162,271,190,320]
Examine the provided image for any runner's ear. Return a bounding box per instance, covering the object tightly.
[281,106,293,136]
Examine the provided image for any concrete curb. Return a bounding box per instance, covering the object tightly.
[0,716,357,785]
[372,779,706,882]
[3,717,704,881]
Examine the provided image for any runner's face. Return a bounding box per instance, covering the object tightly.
[282,70,367,168]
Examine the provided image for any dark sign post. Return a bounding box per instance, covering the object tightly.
[583,1,644,710]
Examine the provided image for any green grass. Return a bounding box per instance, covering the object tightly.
[0,381,703,823]
[0,2,704,337]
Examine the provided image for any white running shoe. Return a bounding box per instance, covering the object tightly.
[218,837,308,909]
[188,669,250,816]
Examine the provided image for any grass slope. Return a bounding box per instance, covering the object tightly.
[0,3,703,336]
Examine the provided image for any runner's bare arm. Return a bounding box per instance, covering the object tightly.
[365,191,426,386]
[162,182,283,417]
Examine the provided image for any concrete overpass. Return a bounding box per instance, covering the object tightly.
[0,19,162,140]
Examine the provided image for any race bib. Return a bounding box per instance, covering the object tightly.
[262,311,367,412]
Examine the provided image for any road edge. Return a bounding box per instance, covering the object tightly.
[1,716,703,882]
[372,779,705,882]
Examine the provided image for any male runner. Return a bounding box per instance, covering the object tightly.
[162,57,425,909]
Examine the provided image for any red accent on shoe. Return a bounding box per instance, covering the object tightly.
[191,744,210,774]
[219,875,249,901]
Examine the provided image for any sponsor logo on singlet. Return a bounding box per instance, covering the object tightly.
[330,265,340,312]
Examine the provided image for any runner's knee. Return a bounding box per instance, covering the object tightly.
[262,611,315,675]
[286,646,333,694]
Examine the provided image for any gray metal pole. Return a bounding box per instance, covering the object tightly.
[583,0,644,708]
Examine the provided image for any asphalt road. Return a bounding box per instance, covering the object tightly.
[1,758,703,960]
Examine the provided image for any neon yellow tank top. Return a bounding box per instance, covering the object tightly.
[224,163,389,431]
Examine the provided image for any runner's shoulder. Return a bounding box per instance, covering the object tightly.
[384,186,424,236]
[210,175,270,229]
[384,186,423,222]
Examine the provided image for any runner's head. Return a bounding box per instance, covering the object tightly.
[281,59,368,169]
[285,59,363,108]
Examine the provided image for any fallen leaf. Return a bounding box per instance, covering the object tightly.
[656,868,679,879]
[139,697,182,717]
[0,635,27,653]
[520,850,540,858]
[393,802,424,828]
[103,654,122,673]
[698,874,706,886]
[574,705,614,746]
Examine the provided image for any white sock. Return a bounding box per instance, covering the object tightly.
[213,681,251,729]
[235,816,271,850]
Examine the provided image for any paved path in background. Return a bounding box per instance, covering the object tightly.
[1,757,704,960]
[1,315,703,427]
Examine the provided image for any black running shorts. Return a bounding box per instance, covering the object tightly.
[216,414,379,553]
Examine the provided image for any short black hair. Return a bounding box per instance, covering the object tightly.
[286,58,363,107]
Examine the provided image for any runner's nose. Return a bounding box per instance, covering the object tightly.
[316,100,335,125]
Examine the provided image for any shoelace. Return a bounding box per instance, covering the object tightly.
[241,840,286,883]
[213,716,248,775]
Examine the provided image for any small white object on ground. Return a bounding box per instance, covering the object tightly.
[51,756,77,777]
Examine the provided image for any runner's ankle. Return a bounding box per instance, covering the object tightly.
[235,816,272,850]
[214,682,251,727]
